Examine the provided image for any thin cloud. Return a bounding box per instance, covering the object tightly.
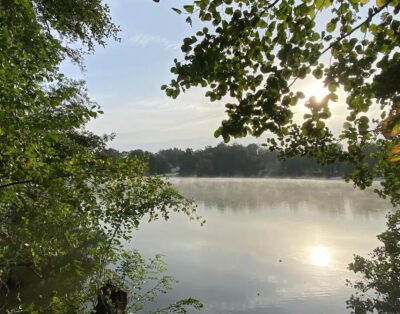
[128,33,180,50]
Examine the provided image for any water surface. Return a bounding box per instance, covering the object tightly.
[132,178,391,313]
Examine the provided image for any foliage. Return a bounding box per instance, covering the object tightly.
[106,250,203,313]
[162,0,400,206]
[346,210,400,313]
[0,0,202,312]
[161,0,400,312]
[1,247,202,313]
[126,143,373,177]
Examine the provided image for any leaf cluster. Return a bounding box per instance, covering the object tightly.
[162,0,400,206]
[0,1,201,312]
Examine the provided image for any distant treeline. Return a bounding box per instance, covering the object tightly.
[104,143,376,177]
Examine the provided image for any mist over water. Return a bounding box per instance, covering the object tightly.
[131,178,392,313]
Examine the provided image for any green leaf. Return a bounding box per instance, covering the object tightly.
[296,91,305,99]
[376,0,386,7]
[312,68,323,79]
[225,7,234,15]
[360,24,368,33]
[328,82,337,92]
[172,8,182,14]
[315,0,332,9]
[184,5,194,13]
[326,22,336,33]
[203,13,212,21]
[329,93,338,102]
[257,19,268,29]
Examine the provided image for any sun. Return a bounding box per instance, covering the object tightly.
[304,83,328,103]
[310,245,331,267]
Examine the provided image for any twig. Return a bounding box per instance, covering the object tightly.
[130,280,164,307]
[0,180,34,190]
[30,267,43,279]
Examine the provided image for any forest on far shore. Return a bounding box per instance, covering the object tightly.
[105,143,376,178]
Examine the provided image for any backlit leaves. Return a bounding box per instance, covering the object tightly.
[161,0,400,207]
[315,0,332,9]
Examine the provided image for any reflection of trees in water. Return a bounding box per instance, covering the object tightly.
[0,230,202,313]
[0,231,101,312]
[0,210,202,314]
[172,178,391,216]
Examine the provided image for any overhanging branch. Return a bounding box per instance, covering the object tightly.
[288,0,395,89]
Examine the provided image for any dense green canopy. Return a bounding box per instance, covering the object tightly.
[124,142,373,177]
[0,1,202,312]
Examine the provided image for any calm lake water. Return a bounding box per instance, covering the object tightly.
[131,178,392,314]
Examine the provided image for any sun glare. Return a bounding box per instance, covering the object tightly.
[304,84,328,103]
[310,245,331,267]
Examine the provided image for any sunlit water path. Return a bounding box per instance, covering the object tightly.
[131,178,391,313]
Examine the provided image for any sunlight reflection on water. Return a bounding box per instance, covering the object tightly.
[132,178,392,314]
[310,245,331,267]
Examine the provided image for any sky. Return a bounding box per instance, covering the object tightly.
[62,0,353,152]
[62,0,229,152]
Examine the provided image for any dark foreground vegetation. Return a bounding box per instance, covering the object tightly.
[0,1,202,313]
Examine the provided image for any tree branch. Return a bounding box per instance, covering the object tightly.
[318,1,393,61]
[0,262,34,267]
[0,180,34,190]
[288,0,395,89]
[260,0,280,15]
[130,279,165,307]
[0,171,91,190]
[266,0,280,10]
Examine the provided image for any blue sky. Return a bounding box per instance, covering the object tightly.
[63,0,352,152]
[63,0,232,152]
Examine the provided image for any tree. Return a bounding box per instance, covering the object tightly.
[346,210,400,313]
[0,0,202,312]
[179,149,198,176]
[161,0,400,312]
[163,0,399,202]
[125,143,361,177]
